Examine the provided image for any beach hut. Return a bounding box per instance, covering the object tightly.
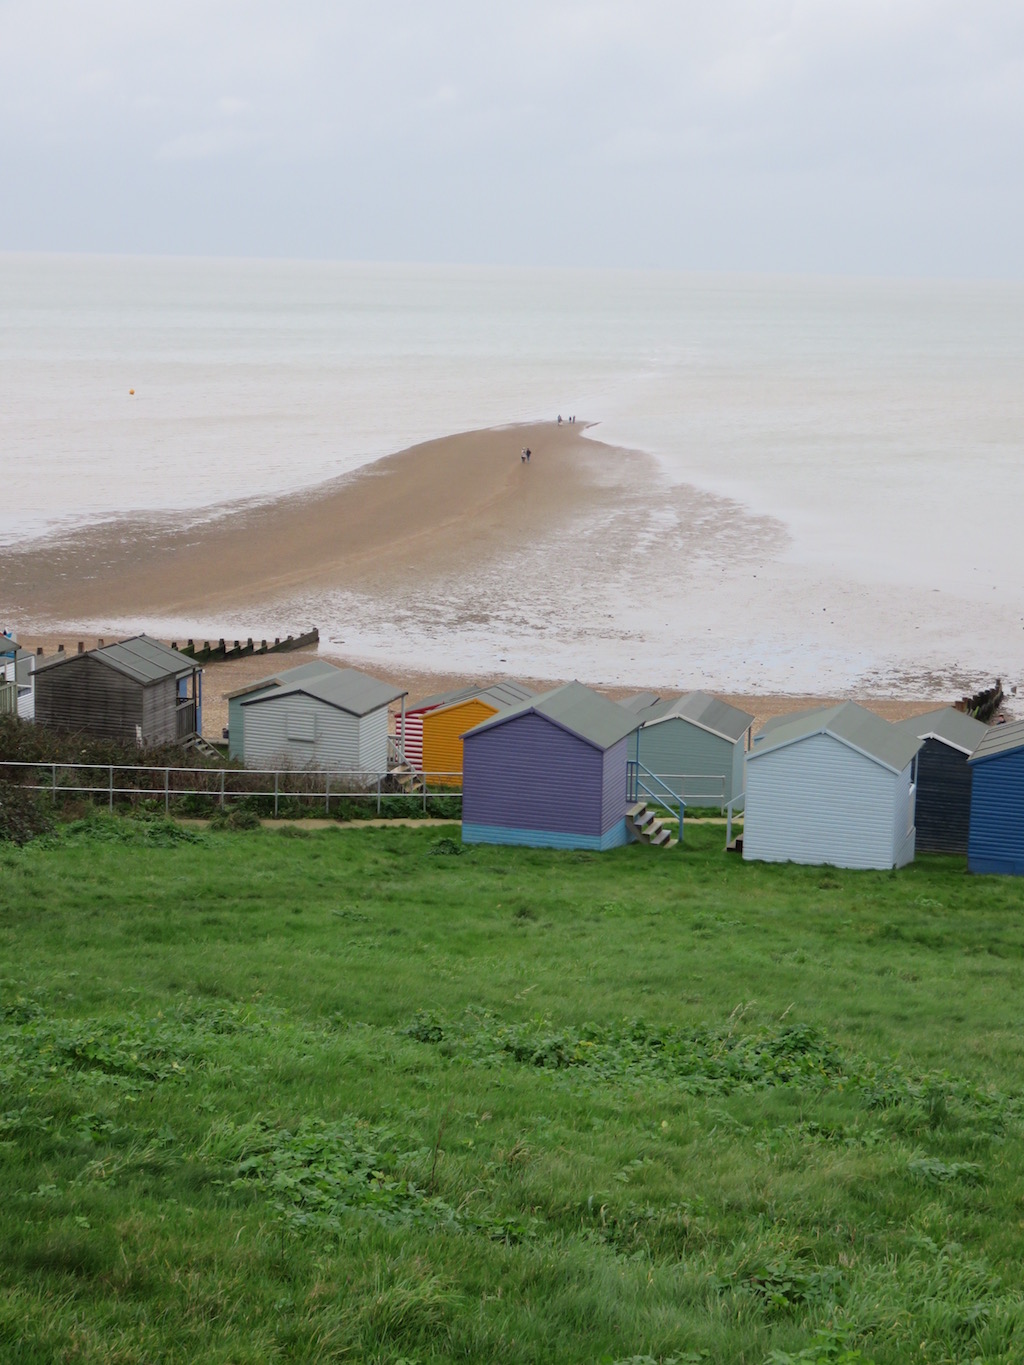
[631,690,753,809]
[420,680,535,785]
[396,680,533,775]
[743,701,921,869]
[461,682,641,849]
[237,665,406,772]
[967,720,1024,875]
[33,636,203,745]
[0,634,18,717]
[224,661,339,760]
[619,691,661,715]
[895,707,987,854]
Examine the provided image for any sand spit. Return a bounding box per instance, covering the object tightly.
[0,422,647,624]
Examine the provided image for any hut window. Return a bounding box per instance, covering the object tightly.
[287,711,315,743]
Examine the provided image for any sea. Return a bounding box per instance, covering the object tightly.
[3,252,1024,697]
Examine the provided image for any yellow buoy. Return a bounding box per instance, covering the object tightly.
[129,388,135,395]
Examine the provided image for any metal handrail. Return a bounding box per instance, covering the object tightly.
[0,759,464,818]
[627,760,685,842]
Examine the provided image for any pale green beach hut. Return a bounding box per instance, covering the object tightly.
[630,690,754,809]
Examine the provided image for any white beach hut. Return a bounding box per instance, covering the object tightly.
[742,702,922,869]
[238,665,407,773]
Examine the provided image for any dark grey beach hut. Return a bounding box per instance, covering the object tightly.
[33,636,203,745]
[895,707,987,854]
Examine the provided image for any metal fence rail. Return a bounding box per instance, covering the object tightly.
[0,760,462,817]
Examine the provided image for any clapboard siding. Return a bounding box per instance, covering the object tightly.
[227,694,249,760]
[914,738,973,853]
[600,737,630,832]
[744,732,907,869]
[463,713,604,837]
[242,695,362,770]
[35,655,142,741]
[423,698,497,784]
[635,718,743,805]
[141,677,179,746]
[969,747,1024,875]
[358,705,390,773]
[397,713,425,769]
[891,767,917,868]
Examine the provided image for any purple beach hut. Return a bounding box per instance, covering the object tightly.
[460,682,641,850]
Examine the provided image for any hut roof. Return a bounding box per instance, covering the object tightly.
[640,690,754,741]
[749,701,921,774]
[223,661,337,701]
[896,706,988,757]
[968,718,1024,764]
[36,635,196,685]
[430,680,535,715]
[239,666,406,717]
[464,681,640,751]
[619,691,661,714]
[410,680,534,713]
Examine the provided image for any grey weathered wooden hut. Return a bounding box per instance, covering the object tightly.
[630,691,754,808]
[461,682,641,849]
[237,665,406,772]
[895,707,987,854]
[967,720,1024,876]
[33,636,203,746]
[224,662,339,761]
[743,701,922,869]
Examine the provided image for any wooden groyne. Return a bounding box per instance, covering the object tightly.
[172,629,319,664]
[954,679,1003,723]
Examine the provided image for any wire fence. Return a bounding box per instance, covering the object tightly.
[0,760,463,819]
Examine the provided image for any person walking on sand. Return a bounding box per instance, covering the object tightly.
[557,414,562,424]
[521,448,527,463]
[525,447,531,462]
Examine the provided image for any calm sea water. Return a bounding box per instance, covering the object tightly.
[3,254,1024,692]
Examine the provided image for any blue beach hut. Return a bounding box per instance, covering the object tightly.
[967,720,1024,875]
[460,682,641,850]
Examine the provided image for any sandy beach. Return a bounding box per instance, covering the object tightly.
[0,422,641,624]
[2,419,1009,718]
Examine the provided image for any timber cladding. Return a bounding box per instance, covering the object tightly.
[422,698,498,785]
[34,655,143,741]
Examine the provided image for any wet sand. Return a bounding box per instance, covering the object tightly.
[0,422,638,625]
[2,419,992,721]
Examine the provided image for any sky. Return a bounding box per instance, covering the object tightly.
[2,1,1024,275]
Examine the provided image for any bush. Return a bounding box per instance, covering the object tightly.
[209,806,262,832]
[0,780,54,845]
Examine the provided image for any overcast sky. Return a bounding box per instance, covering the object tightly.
[2,1,1023,276]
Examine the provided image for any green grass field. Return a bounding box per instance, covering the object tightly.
[3,815,1024,1364]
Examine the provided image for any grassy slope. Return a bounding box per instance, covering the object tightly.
[2,819,1024,1364]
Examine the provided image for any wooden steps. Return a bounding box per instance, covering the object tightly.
[626,801,678,850]
[389,761,427,795]
[182,734,221,760]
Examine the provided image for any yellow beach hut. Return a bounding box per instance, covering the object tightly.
[420,681,535,786]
